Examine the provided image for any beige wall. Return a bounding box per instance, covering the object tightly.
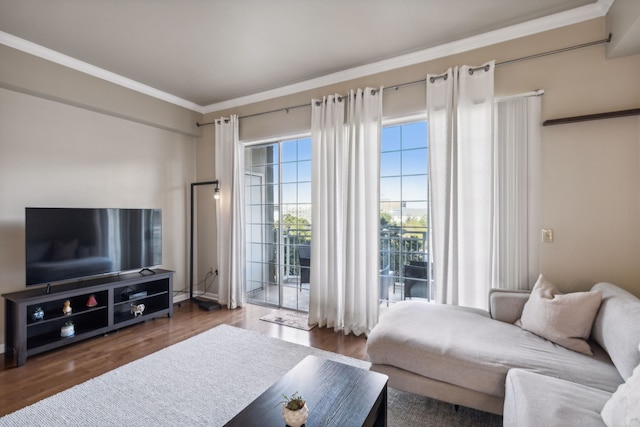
[0,16,638,352]
[0,45,202,137]
[0,48,199,348]
[199,18,640,295]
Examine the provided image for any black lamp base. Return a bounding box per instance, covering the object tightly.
[192,296,221,311]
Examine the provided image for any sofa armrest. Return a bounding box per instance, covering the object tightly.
[489,289,530,323]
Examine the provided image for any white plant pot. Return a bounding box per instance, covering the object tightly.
[282,403,308,427]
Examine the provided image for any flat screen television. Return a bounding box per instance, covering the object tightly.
[25,207,162,287]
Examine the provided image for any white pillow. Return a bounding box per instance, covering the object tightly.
[519,275,602,355]
[601,343,640,427]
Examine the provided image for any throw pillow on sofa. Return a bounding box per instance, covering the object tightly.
[601,343,640,427]
[518,274,602,355]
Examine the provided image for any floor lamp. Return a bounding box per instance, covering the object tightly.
[190,180,222,311]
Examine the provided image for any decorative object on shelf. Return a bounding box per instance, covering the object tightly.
[86,294,98,307]
[60,320,75,338]
[62,300,72,315]
[130,303,145,317]
[279,391,308,427]
[32,307,44,321]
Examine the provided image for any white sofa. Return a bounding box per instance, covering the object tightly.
[366,281,640,423]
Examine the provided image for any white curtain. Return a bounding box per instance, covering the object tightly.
[492,94,542,290]
[309,88,382,336]
[214,115,245,309]
[427,62,495,310]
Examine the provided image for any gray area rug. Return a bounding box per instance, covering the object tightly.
[0,324,501,426]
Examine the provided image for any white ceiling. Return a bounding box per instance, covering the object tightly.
[0,0,614,113]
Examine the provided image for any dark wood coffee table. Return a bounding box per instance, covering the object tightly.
[224,355,388,427]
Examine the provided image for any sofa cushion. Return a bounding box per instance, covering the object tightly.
[504,369,609,427]
[600,344,640,427]
[591,282,640,381]
[519,275,602,355]
[367,301,622,399]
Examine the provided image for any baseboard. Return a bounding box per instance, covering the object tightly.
[173,293,219,309]
[201,292,219,301]
[173,293,190,304]
[191,292,221,311]
[173,292,220,305]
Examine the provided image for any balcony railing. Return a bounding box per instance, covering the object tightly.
[379,225,428,273]
[280,225,311,279]
[278,224,430,297]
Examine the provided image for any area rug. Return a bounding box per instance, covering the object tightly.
[0,324,501,426]
[260,308,316,330]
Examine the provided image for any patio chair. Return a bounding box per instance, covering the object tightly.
[296,245,310,288]
[403,260,430,300]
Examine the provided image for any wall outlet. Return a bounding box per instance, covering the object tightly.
[541,228,554,243]
[208,267,214,274]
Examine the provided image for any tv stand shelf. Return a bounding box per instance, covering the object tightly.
[3,269,173,367]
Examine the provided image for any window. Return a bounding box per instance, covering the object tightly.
[244,121,429,308]
[379,120,431,302]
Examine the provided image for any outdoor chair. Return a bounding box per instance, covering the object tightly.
[403,260,430,300]
[296,245,310,288]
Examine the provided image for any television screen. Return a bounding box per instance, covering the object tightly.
[25,208,162,287]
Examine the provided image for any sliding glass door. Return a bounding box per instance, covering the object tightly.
[244,137,311,311]
[245,121,428,310]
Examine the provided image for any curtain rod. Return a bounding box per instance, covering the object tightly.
[196,33,612,127]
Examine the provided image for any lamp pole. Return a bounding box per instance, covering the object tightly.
[189,180,221,310]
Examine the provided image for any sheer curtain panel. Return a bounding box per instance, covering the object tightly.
[492,94,542,290]
[215,116,245,309]
[309,88,382,336]
[427,62,495,310]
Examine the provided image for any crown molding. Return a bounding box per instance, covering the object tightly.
[1,0,610,116]
[596,0,616,15]
[202,1,608,114]
[0,31,205,113]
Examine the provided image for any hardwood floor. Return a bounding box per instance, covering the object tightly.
[0,301,368,417]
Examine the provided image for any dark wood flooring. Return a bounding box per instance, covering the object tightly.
[0,301,368,417]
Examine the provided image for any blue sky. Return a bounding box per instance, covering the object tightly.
[253,121,429,208]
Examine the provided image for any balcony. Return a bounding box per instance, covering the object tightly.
[279,224,431,303]
[380,225,431,302]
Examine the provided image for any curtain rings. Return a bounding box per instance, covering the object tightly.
[314,89,377,106]
[314,95,344,106]
[468,64,491,75]
[429,73,448,84]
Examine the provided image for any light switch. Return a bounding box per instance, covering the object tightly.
[542,228,554,243]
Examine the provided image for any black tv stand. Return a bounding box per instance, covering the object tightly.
[139,268,156,275]
[3,269,174,366]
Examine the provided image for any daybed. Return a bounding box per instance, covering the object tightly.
[366,277,640,425]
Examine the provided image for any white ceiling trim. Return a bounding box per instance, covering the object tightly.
[203,2,608,114]
[0,31,205,113]
[596,0,616,15]
[1,0,612,116]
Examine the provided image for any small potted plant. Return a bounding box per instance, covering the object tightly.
[60,320,75,338]
[279,391,308,427]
